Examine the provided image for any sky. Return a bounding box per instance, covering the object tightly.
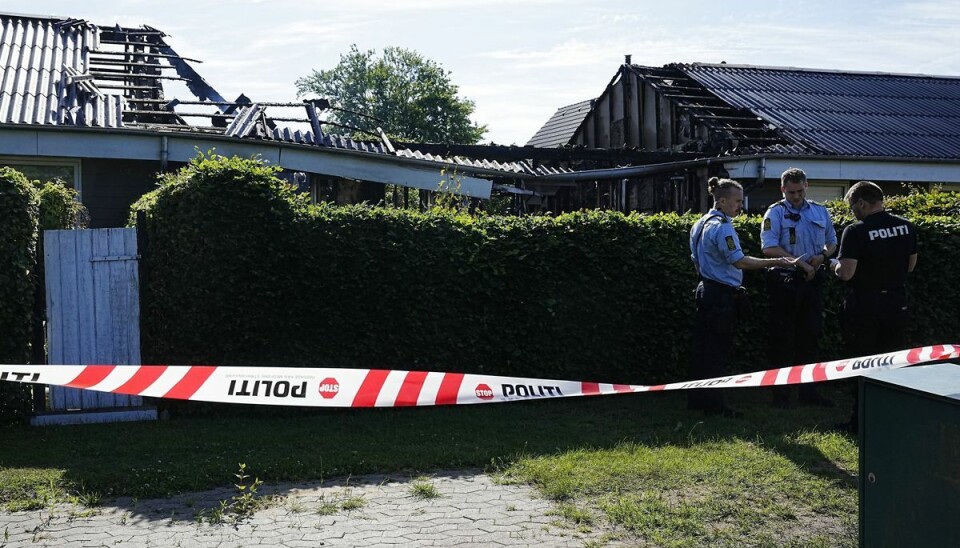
[8,0,960,145]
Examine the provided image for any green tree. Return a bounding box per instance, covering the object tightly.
[296,45,487,144]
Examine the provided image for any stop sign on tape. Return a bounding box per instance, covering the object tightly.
[475,383,494,400]
[318,377,340,399]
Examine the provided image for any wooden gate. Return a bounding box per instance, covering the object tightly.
[42,228,153,422]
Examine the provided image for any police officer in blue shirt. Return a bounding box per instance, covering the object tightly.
[689,177,808,417]
[760,168,838,408]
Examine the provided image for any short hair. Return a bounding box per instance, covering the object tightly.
[781,167,807,186]
[845,181,884,205]
[707,177,742,200]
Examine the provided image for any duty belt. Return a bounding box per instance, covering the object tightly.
[701,277,741,293]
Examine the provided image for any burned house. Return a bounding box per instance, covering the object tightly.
[4,11,957,223]
[524,57,960,213]
[0,12,572,226]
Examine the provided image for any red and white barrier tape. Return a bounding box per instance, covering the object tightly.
[1,345,957,408]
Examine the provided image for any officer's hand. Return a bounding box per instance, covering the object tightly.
[780,256,806,270]
[808,254,825,268]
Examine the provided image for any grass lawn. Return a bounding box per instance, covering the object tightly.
[0,384,858,546]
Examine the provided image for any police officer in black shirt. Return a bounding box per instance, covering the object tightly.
[830,181,918,353]
[829,181,918,430]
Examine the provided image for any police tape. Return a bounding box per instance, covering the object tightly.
[0,344,957,408]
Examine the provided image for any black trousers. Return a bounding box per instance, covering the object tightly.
[688,279,742,412]
[766,271,825,402]
[842,289,909,357]
[843,288,909,424]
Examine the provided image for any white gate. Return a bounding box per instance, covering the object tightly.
[43,228,149,420]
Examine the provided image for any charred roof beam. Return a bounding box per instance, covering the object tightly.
[87,72,190,82]
[99,38,163,47]
[88,59,178,69]
[90,50,203,63]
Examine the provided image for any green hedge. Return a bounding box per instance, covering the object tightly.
[35,179,88,231]
[0,171,86,423]
[133,154,960,385]
[0,168,38,363]
[0,168,39,422]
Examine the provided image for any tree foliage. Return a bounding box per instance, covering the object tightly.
[296,45,487,144]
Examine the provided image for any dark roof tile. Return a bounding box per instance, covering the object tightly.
[676,63,960,159]
[526,98,593,148]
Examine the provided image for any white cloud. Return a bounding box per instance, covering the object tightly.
[480,39,633,69]
[245,20,366,50]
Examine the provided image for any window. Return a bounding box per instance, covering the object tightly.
[806,183,846,203]
[0,157,81,197]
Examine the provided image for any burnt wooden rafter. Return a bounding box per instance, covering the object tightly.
[87,25,186,125]
[627,64,786,148]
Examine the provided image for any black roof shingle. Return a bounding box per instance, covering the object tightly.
[675,63,960,159]
[526,98,593,148]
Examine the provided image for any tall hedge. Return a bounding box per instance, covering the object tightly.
[0,168,39,421]
[133,154,960,385]
[0,172,86,423]
[0,168,38,362]
[35,179,89,231]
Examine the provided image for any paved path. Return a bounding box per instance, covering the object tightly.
[0,470,609,547]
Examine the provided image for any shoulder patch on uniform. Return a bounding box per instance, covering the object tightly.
[725,235,736,250]
[763,218,772,231]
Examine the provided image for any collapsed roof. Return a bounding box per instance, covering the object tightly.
[527,61,960,160]
[0,12,570,197]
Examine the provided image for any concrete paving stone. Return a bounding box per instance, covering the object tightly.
[355,511,402,521]
[346,521,393,532]
[483,523,547,534]
[482,530,534,543]
[373,537,415,545]
[349,530,387,540]
[448,486,486,495]
[424,516,470,526]
[0,469,615,548]
[415,523,462,535]
[451,543,514,548]
[409,507,450,516]
[437,537,498,545]
[273,533,310,544]
[313,526,346,538]
[492,515,540,527]
[472,511,510,521]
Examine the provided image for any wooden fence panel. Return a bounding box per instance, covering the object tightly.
[45,228,143,411]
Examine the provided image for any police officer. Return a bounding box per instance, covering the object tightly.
[761,168,837,407]
[689,177,809,417]
[830,181,918,431]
